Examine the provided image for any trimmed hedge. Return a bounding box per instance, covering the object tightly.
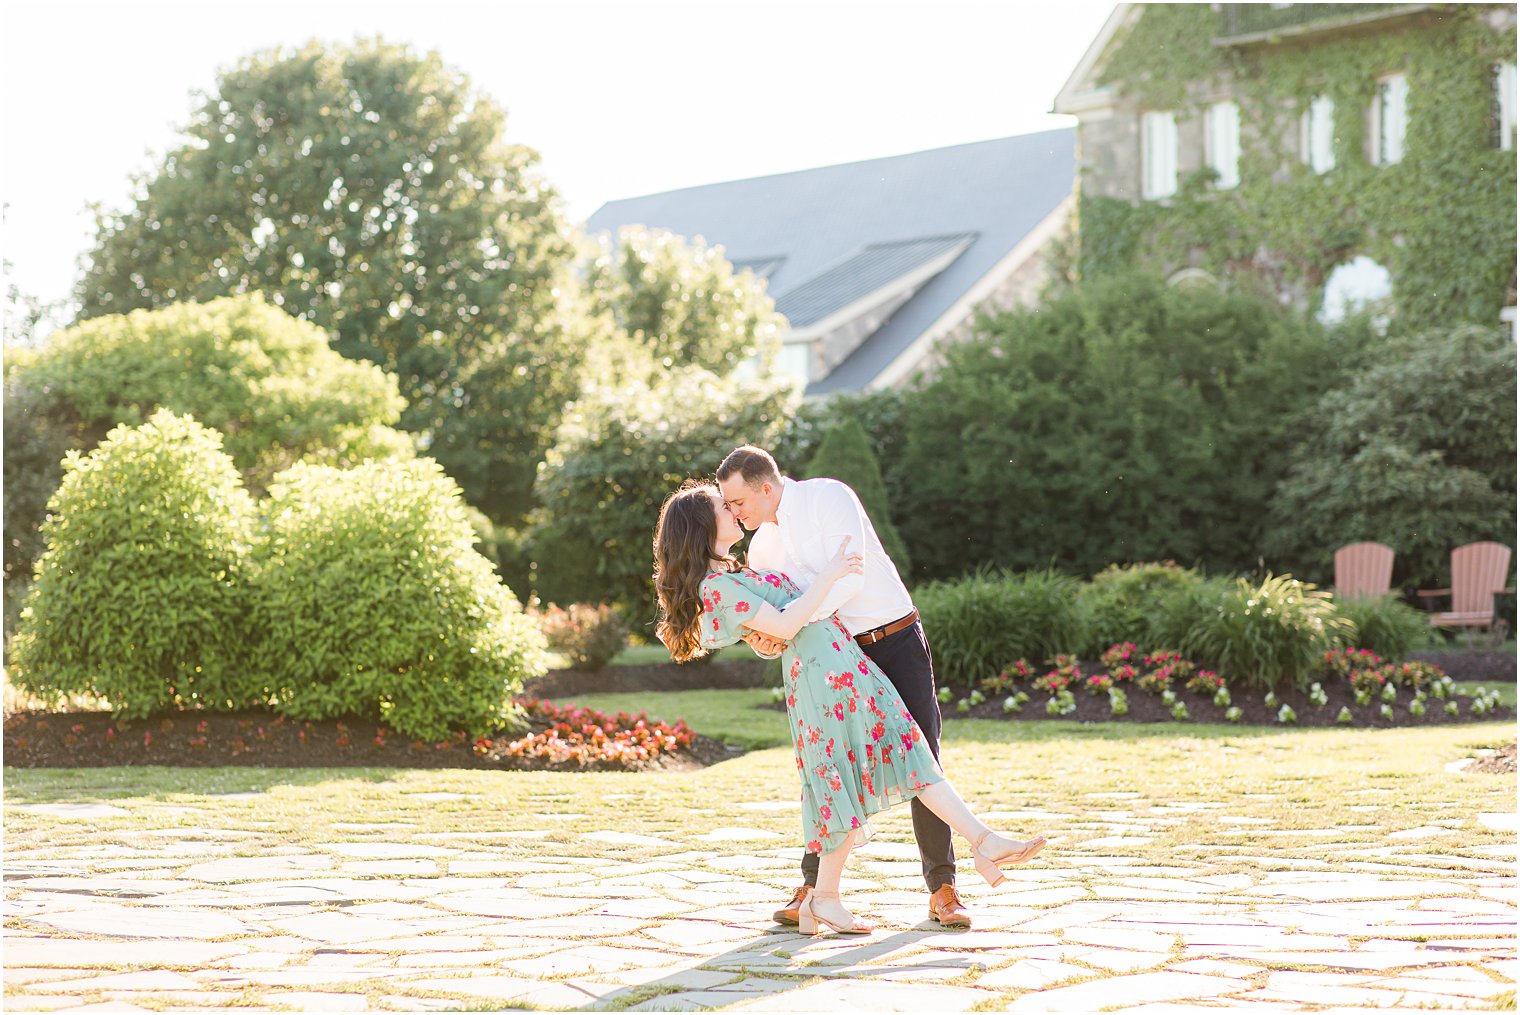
[10,410,257,714]
[252,459,546,741]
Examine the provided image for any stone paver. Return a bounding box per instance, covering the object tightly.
[5,799,1515,1013]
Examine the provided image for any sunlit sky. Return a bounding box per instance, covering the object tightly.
[0,0,1116,334]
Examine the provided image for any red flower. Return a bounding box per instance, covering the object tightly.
[734,602,750,613]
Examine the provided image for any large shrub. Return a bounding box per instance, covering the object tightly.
[916,569,1085,688]
[18,295,410,486]
[1265,325,1516,590]
[4,296,412,585]
[10,410,257,715]
[894,273,1356,581]
[530,360,796,625]
[252,458,545,741]
[804,419,912,578]
[1186,574,1353,692]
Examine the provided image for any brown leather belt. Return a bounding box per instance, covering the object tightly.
[855,609,919,646]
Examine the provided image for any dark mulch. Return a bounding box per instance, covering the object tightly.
[2,706,741,772]
[1407,649,1517,683]
[1469,741,1517,774]
[523,658,774,698]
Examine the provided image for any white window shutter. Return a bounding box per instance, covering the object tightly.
[1208,101,1240,189]
[1142,111,1178,200]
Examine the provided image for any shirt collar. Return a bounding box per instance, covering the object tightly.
[775,476,796,521]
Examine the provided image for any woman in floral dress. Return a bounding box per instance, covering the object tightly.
[654,482,1045,935]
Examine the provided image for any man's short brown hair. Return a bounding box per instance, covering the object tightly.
[717,444,781,487]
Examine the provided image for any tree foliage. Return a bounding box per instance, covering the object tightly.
[3,295,410,583]
[1264,325,1516,589]
[10,411,258,715]
[73,38,585,527]
[584,226,785,375]
[803,418,911,579]
[895,273,1355,581]
[531,350,797,627]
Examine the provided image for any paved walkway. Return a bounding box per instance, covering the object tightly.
[5,800,1516,1013]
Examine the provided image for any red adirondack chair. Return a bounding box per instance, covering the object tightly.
[1334,542,1395,600]
[1417,542,1515,634]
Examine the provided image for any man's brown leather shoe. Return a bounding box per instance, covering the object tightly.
[928,884,971,928]
[772,885,812,925]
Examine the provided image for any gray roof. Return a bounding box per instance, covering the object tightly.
[585,129,1076,394]
[774,233,976,328]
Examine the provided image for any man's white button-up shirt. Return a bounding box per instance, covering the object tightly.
[745,476,914,637]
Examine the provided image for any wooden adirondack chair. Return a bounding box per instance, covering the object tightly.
[1333,542,1395,600]
[1417,542,1515,636]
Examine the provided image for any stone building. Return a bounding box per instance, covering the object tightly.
[1054,3,1517,328]
[585,131,1074,395]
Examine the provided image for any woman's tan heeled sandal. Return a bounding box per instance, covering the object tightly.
[797,891,873,935]
[972,831,1047,887]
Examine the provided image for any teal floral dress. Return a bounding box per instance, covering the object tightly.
[700,567,945,854]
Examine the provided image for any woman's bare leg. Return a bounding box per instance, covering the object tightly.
[917,779,1044,865]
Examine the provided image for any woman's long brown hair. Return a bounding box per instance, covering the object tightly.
[654,482,737,662]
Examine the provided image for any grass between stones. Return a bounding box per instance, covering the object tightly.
[5,696,1513,872]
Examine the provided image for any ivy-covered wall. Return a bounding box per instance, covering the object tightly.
[1075,4,1516,329]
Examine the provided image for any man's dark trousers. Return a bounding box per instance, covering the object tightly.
[799,620,955,891]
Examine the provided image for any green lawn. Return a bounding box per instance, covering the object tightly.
[7,691,1511,877]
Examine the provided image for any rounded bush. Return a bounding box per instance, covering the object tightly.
[916,569,1085,687]
[10,409,256,715]
[1187,574,1353,692]
[251,458,545,741]
[540,603,629,671]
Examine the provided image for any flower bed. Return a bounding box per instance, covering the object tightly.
[2,698,725,772]
[934,646,1511,728]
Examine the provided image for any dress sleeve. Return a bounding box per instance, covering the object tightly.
[699,573,769,651]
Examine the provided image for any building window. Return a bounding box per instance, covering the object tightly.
[1494,62,1517,151]
[1370,73,1407,165]
[1206,101,1241,189]
[1300,94,1336,174]
[1320,255,1393,331]
[1141,110,1178,200]
[777,342,812,385]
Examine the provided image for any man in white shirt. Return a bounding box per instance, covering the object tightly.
[716,444,969,929]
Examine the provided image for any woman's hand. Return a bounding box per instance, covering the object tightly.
[819,536,865,585]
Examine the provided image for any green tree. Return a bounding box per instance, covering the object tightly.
[531,353,797,626]
[10,411,258,715]
[584,226,785,375]
[1265,325,1516,590]
[73,38,585,528]
[803,418,912,578]
[3,295,410,583]
[895,273,1357,581]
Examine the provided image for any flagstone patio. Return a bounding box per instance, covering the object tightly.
[5,806,1515,1011]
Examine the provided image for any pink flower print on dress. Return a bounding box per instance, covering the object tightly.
[832,641,840,651]
[734,601,749,613]
[789,659,802,681]
[870,721,886,741]
[808,726,821,745]
[786,693,797,709]
[858,661,869,675]
[808,838,822,854]
[820,804,832,819]
[825,737,835,758]
[832,703,845,721]
[764,573,783,587]
[850,817,861,829]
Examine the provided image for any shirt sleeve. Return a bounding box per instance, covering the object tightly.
[699,573,769,651]
[805,482,869,625]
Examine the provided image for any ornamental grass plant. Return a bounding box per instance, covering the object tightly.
[915,568,1084,687]
[1187,574,1353,692]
